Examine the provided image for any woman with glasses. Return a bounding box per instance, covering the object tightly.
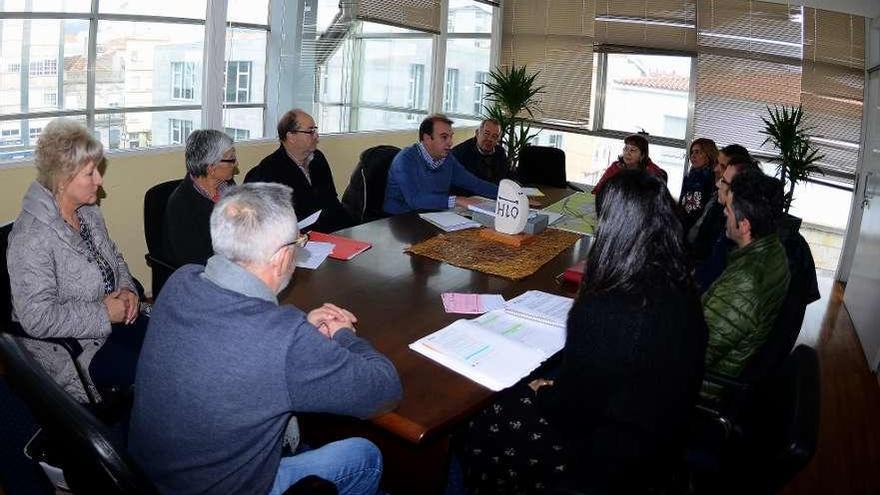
[7,118,147,403]
[163,129,238,267]
[591,134,668,213]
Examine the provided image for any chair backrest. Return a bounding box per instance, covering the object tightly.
[143,179,182,257]
[1,221,13,325]
[341,145,399,224]
[517,145,567,188]
[739,287,808,386]
[0,332,158,494]
[743,344,820,493]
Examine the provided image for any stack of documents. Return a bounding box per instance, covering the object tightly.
[295,241,334,270]
[418,212,481,232]
[410,290,573,391]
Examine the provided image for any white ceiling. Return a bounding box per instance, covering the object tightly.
[760,0,880,19]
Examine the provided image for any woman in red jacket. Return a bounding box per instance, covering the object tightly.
[592,134,668,212]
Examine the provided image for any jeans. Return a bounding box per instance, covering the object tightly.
[269,437,382,495]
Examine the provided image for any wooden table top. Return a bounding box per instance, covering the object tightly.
[280,188,591,444]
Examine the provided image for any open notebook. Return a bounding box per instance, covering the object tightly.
[410,290,572,391]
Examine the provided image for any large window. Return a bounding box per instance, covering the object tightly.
[0,0,270,160]
[443,0,492,119]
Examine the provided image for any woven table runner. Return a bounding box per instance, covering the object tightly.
[405,228,582,280]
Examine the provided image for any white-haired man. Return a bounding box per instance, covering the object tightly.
[129,183,402,495]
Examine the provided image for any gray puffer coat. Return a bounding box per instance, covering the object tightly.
[7,181,135,402]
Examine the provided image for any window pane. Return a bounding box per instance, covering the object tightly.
[227,0,269,25]
[224,28,266,104]
[602,54,692,139]
[448,0,493,34]
[93,109,201,150]
[361,22,424,34]
[533,130,687,197]
[0,19,90,115]
[2,0,91,12]
[316,105,348,134]
[95,22,205,108]
[0,116,87,161]
[99,0,207,19]
[360,38,433,110]
[222,107,265,140]
[357,108,424,131]
[444,38,490,116]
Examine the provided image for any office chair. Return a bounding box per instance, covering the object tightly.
[517,145,568,188]
[0,332,159,494]
[341,145,400,224]
[143,179,182,297]
[688,345,820,494]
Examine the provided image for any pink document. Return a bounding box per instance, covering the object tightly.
[441,293,505,314]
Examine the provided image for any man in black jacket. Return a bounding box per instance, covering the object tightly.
[450,118,508,190]
[245,109,352,232]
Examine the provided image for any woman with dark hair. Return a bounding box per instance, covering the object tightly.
[591,134,668,207]
[458,170,708,494]
[680,138,719,232]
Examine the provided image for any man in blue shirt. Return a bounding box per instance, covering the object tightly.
[383,114,499,214]
[129,183,402,495]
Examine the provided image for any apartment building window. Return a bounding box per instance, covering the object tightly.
[225,61,252,103]
[407,64,426,111]
[224,127,250,140]
[444,68,459,113]
[171,62,196,101]
[29,59,58,76]
[43,93,58,107]
[169,118,193,144]
[473,71,488,115]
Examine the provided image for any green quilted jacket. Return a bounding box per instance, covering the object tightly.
[702,233,790,379]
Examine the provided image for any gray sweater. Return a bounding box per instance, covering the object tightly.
[7,181,136,402]
[128,256,402,494]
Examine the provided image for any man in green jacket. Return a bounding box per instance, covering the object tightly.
[702,170,790,387]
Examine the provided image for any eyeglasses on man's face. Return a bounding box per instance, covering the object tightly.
[218,157,238,164]
[278,232,310,252]
[289,127,319,136]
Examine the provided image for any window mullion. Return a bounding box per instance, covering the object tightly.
[86,0,98,131]
[202,0,228,130]
[429,0,449,115]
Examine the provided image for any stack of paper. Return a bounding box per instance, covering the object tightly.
[295,241,334,270]
[441,293,505,314]
[504,290,574,328]
[418,212,481,232]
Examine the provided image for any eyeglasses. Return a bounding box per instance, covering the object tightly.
[276,233,310,254]
[622,146,640,154]
[218,157,238,164]
[289,127,319,136]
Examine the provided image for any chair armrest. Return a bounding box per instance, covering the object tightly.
[144,253,178,271]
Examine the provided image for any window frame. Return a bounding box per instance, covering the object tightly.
[0,2,270,165]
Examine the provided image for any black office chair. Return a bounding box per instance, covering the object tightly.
[143,179,182,297]
[517,145,567,188]
[341,145,399,224]
[1,222,100,407]
[0,332,159,494]
[688,344,819,494]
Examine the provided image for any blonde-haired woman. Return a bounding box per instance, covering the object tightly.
[7,118,145,403]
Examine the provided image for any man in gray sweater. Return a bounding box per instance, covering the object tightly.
[128,183,402,495]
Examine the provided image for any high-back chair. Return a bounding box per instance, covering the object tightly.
[341,145,400,224]
[0,332,159,494]
[517,145,567,188]
[143,179,182,297]
[688,345,820,494]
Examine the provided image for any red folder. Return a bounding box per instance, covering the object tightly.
[562,259,586,285]
[308,232,372,261]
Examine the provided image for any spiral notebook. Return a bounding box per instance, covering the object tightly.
[503,290,574,328]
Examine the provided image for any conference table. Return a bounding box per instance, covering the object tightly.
[281,188,591,493]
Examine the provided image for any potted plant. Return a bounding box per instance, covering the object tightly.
[760,105,825,232]
[481,64,545,176]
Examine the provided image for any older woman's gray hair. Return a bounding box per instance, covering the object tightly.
[35,118,104,192]
[210,183,298,265]
[185,129,234,177]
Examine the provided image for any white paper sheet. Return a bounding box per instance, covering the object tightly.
[295,241,334,270]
